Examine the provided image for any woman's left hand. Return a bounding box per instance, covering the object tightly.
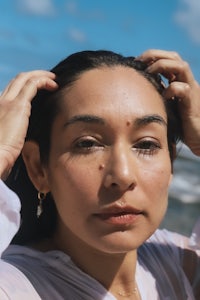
[137,49,200,156]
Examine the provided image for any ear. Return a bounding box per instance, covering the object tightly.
[22,141,50,193]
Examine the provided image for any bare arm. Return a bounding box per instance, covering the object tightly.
[0,71,58,180]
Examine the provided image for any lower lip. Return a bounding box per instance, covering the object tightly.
[95,213,141,225]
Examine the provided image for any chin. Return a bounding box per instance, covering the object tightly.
[93,232,146,254]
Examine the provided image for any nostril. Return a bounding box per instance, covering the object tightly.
[129,183,135,190]
[111,182,118,188]
[104,173,136,191]
[110,182,135,190]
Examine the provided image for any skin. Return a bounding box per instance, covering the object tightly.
[23,66,172,298]
[0,50,199,298]
[0,70,58,179]
[137,49,200,155]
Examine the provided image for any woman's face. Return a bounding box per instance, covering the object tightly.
[44,66,172,254]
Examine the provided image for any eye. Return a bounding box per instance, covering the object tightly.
[73,137,104,153]
[133,139,161,156]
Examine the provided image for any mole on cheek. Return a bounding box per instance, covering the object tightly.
[126,121,131,126]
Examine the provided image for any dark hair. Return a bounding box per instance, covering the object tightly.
[6,50,182,245]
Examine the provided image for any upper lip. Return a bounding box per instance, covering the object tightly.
[95,205,143,216]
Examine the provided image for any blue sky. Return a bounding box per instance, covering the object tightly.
[0,0,200,89]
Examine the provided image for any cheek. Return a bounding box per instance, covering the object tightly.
[48,156,101,207]
[139,157,172,199]
[68,166,99,197]
[138,157,172,229]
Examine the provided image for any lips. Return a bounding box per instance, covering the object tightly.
[97,205,142,215]
[94,205,143,225]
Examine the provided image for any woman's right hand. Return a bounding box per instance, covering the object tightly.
[0,71,58,180]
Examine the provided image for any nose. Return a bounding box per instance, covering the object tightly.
[103,144,136,192]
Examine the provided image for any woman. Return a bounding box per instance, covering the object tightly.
[0,49,199,299]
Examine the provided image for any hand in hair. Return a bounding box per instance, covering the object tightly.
[137,49,200,156]
[0,71,58,180]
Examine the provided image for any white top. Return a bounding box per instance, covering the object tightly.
[0,180,199,300]
[0,180,20,254]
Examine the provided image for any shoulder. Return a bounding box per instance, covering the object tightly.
[142,228,199,265]
[149,228,189,248]
[142,229,189,253]
[138,229,200,299]
[138,229,188,266]
[0,259,41,299]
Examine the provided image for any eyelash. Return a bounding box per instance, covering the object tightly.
[73,138,103,153]
[133,140,161,156]
[73,138,161,156]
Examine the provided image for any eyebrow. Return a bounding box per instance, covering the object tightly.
[64,115,105,127]
[134,114,167,128]
[64,114,167,128]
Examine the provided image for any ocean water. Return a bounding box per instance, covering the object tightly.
[160,143,200,236]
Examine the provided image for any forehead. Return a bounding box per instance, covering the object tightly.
[60,66,166,119]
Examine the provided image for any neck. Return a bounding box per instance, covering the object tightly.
[78,250,139,299]
[51,227,138,298]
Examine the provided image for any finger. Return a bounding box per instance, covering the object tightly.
[0,71,56,99]
[146,59,195,84]
[137,49,182,64]
[0,78,15,97]
[163,82,191,105]
[13,76,58,105]
[1,71,54,97]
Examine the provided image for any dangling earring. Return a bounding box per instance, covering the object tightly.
[37,192,46,218]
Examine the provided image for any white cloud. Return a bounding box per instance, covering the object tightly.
[174,0,200,44]
[67,28,87,43]
[16,0,56,16]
